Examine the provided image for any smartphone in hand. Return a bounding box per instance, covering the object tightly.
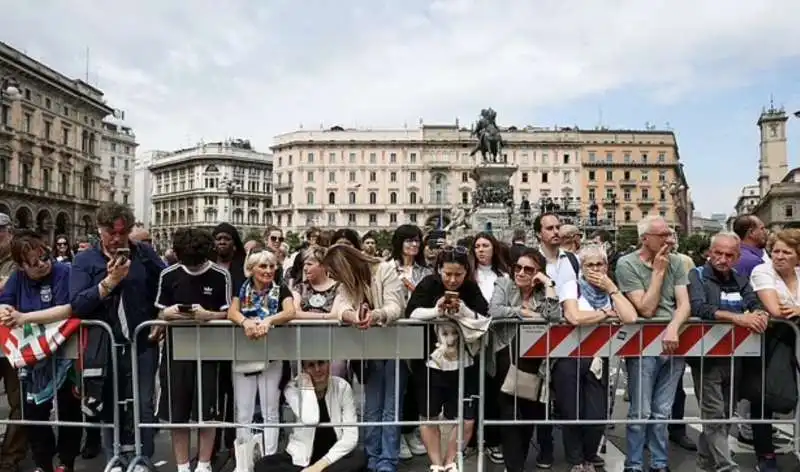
[115,247,131,264]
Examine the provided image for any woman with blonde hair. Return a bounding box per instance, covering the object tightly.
[227,249,295,458]
[322,244,406,472]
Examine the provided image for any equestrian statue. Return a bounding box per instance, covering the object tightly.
[469,108,504,163]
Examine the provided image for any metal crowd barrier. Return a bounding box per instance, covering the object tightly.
[3,318,799,471]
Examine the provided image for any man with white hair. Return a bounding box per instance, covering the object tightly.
[615,215,691,472]
[688,231,769,471]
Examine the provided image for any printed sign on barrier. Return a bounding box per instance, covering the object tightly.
[519,323,762,358]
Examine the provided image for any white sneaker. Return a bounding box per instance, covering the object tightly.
[399,435,413,460]
[406,429,427,455]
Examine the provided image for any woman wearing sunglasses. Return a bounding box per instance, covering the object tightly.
[406,245,490,472]
[555,244,637,472]
[488,246,560,472]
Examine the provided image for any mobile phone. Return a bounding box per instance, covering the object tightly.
[177,304,194,313]
[444,291,460,303]
[115,247,131,264]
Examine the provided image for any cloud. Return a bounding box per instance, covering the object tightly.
[1,0,799,214]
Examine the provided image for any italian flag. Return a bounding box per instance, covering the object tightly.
[0,318,81,368]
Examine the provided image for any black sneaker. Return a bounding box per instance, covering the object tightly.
[487,446,504,464]
[536,449,553,469]
[587,454,605,467]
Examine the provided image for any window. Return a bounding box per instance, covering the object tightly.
[45,98,51,109]
[111,156,116,168]
[409,213,417,223]
[659,210,666,217]
[369,171,376,182]
[24,113,32,133]
[349,171,356,182]
[588,188,596,201]
[389,153,397,163]
[123,176,129,188]
[329,152,336,163]
[0,158,5,184]
[390,192,397,204]
[60,173,68,194]
[369,153,377,164]
[44,121,52,140]
[348,213,356,224]
[657,152,666,163]
[785,205,795,219]
[369,192,377,204]
[21,164,31,187]
[307,152,314,163]
[521,172,529,183]
[348,192,356,204]
[349,153,356,163]
[606,170,613,180]
[123,194,128,205]
[641,188,649,200]
[435,190,442,203]
[461,191,469,205]
[624,211,631,222]
[63,105,69,116]
[307,191,314,205]
[410,192,417,204]
[563,154,570,164]
[62,127,69,146]
[390,171,397,182]
[288,155,293,165]
[658,170,666,182]
[660,190,666,201]
[641,153,648,164]
[328,191,336,204]
[42,168,50,191]
[369,214,377,224]
[389,213,397,224]
[328,171,335,183]
[623,171,631,180]
[410,171,417,182]
[640,171,648,181]
[588,171,596,181]
[541,172,549,183]
[462,172,469,183]
[605,152,613,163]
[623,189,631,201]
[623,152,631,164]
[588,151,596,162]
[307,171,314,182]
[328,213,336,225]
[409,153,417,163]
[606,188,615,199]
[434,175,442,185]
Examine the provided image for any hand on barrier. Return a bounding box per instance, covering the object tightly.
[160,304,194,321]
[255,319,272,337]
[342,304,373,329]
[148,325,166,343]
[600,306,619,320]
[662,323,680,354]
[735,311,769,333]
[192,305,217,322]
[0,308,23,328]
[779,303,800,319]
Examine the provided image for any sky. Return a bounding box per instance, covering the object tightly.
[2,0,800,216]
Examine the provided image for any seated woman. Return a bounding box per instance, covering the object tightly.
[0,230,79,472]
[255,359,366,472]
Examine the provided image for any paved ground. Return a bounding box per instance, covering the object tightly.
[2,365,799,471]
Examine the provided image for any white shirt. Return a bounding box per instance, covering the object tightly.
[476,264,500,303]
[750,263,800,307]
[545,249,580,302]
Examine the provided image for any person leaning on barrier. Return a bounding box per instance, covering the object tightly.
[254,359,366,472]
[0,230,81,472]
[323,244,406,472]
[227,248,296,459]
[556,244,638,472]
[154,228,232,472]
[687,231,768,472]
[614,215,690,472]
[406,245,491,472]
[745,228,800,472]
[487,246,560,472]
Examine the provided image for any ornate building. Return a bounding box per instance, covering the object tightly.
[0,41,115,242]
[752,168,800,230]
[580,129,691,233]
[147,139,273,250]
[100,118,138,206]
[270,124,582,233]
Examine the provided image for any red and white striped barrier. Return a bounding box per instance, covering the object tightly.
[520,323,762,358]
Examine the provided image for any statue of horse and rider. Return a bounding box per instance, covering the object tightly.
[469,108,504,163]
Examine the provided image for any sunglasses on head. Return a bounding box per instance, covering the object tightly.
[441,245,469,256]
[513,263,538,276]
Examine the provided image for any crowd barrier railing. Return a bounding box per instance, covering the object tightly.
[4,317,799,471]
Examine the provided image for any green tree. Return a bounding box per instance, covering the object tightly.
[372,230,394,251]
[242,228,262,243]
[285,231,302,251]
[615,228,639,251]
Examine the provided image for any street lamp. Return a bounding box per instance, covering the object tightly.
[661,181,686,230]
[221,175,241,222]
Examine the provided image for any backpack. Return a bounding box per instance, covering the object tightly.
[562,251,580,277]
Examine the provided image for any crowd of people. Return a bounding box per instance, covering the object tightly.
[0,204,798,472]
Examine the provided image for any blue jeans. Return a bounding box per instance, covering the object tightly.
[624,356,685,471]
[363,359,406,472]
[103,345,158,463]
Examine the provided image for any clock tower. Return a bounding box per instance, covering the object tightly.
[758,100,789,197]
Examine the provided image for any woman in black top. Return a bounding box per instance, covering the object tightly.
[405,246,489,472]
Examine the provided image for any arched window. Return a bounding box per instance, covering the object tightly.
[409,192,417,204]
[369,192,377,205]
[82,167,93,199]
[328,192,336,205]
[390,192,397,204]
[349,192,356,204]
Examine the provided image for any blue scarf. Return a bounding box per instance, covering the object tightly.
[578,277,611,310]
[238,278,281,319]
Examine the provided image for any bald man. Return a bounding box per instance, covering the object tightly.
[559,224,581,253]
[130,227,152,247]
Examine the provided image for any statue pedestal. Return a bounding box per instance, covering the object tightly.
[469,162,519,238]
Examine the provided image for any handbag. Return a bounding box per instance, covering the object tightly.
[500,350,543,402]
[234,431,265,472]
